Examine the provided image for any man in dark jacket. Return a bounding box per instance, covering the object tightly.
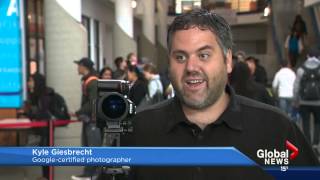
[72,57,101,180]
[245,56,268,86]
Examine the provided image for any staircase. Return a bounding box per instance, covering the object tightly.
[271,0,320,63]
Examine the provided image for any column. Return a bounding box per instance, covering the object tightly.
[156,0,169,71]
[139,0,157,64]
[113,0,137,58]
[45,0,86,112]
[143,0,155,44]
[157,0,168,49]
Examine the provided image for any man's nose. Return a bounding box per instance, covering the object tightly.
[185,55,200,72]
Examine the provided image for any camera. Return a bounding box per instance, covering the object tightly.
[94,80,135,133]
[94,80,134,178]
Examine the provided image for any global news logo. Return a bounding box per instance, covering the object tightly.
[257,140,299,171]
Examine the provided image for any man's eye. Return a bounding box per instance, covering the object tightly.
[199,53,210,60]
[175,54,187,62]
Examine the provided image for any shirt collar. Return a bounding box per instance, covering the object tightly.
[165,84,243,133]
[151,74,161,81]
[81,72,96,81]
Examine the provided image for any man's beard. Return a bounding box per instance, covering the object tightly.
[170,68,227,110]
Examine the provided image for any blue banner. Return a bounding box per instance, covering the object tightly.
[0,147,256,166]
[265,167,320,180]
[0,0,22,108]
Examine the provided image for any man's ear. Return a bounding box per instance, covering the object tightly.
[226,50,232,73]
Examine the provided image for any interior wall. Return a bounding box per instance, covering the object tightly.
[82,0,115,69]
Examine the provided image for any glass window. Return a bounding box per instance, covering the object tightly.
[227,0,261,13]
[169,0,266,15]
[26,0,45,75]
[94,20,100,70]
[175,0,201,14]
[81,15,91,58]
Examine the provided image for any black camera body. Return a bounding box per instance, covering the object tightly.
[94,80,135,133]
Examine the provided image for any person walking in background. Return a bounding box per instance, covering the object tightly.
[292,14,307,38]
[112,57,127,80]
[72,58,101,180]
[235,50,246,62]
[127,64,148,107]
[292,14,307,52]
[272,61,296,117]
[293,48,320,149]
[159,68,175,99]
[230,62,274,106]
[245,56,268,86]
[142,63,164,104]
[285,28,304,68]
[127,52,138,66]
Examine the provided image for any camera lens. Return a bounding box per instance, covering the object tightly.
[101,94,127,119]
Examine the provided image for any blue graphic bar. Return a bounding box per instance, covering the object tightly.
[264,167,320,180]
[0,147,256,166]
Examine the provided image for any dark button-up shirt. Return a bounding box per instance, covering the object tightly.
[124,86,319,180]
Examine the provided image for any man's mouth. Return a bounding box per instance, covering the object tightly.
[185,79,205,90]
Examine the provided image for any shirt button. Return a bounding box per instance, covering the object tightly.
[198,134,204,140]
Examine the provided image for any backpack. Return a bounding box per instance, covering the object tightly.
[299,64,320,101]
[148,79,164,104]
[148,90,164,104]
[49,91,70,120]
[136,80,164,112]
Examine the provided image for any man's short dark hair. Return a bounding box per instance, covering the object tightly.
[245,56,257,65]
[114,57,124,68]
[167,9,233,58]
[143,63,158,74]
[280,60,289,67]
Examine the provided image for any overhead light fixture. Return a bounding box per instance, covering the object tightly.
[263,6,270,17]
[132,0,137,9]
[194,2,201,7]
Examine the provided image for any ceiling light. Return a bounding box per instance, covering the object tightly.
[132,0,137,9]
[263,6,270,17]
